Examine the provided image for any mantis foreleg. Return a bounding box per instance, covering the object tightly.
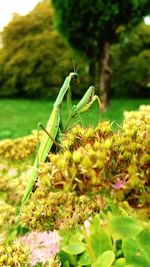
[64,86,102,130]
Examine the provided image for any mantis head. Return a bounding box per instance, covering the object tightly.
[69,72,79,83]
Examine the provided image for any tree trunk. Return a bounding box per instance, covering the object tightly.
[99,41,111,109]
[89,59,96,85]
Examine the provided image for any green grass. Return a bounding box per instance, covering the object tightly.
[0,98,150,140]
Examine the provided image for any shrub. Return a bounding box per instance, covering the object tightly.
[111,23,150,98]
[0,131,38,160]
[0,239,30,266]
[20,105,150,231]
[0,105,149,266]
[0,0,88,99]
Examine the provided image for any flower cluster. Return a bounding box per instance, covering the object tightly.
[0,130,42,160]
[0,200,16,230]
[20,191,104,231]
[0,239,30,266]
[0,159,32,205]
[21,231,61,266]
[20,105,150,230]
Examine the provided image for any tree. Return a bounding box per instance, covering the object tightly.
[51,0,150,107]
[111,22,150,97]
[0,0,82,98]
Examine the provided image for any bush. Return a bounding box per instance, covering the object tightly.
[19,105,150,231]
[111,23,150,98]
[0,0,89,99]
[0,105,149,266]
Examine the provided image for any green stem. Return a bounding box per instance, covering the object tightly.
[82,225,97,262]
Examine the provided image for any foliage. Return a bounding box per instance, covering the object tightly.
[0,0,149,101]
[19,105,150,231]
[111,22,150,97]
[51,0,150,58]
[51,0,150,106]
[1,211,149,266]
[0,0,87,98]
[59,213,150,267]
[0,105,150,266]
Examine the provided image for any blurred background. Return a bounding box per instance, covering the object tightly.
[0,0,150,139]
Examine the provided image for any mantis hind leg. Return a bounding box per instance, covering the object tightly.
[38,123,61,154]
[38,123,60,148]
[32,122,61,194]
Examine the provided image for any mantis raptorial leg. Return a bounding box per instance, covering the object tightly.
[64,86,102,131]
[20,72,102,212]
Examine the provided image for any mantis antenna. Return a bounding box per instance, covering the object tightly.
[71,47,88,74]
[75,47,88,72]
[71,57,76,73]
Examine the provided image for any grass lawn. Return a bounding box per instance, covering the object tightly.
[0,98,150,140]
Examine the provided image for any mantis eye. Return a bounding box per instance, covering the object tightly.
[73,73,79,83]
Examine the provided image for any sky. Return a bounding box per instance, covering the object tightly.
[0,0,41,31]
[145,16,150,25]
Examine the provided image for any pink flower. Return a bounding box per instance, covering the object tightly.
[112,179,124,190]
[84,219,91,236]
[8,168,18,177]
[21,231,61,266]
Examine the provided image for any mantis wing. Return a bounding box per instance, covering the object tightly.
[20,107,60,209]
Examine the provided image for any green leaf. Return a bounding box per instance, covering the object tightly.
[90,216,113,257]
[92,250,115,267]
[62,242,86,255]
[122,228,150,267]
[59,250,77,266]
[108,216,143,239]
[137,228,150,257]
[113,258,126,267]
[78,250,93,266]
[63,262,70,267]
[90,228,113,257]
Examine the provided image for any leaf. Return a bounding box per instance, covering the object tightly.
[89,215,113,257]
[78,250,93,266]
[60,229,84,248]
[108,216,143,239]
[113,258,126,267]
[137,228,150,257]
[62,242,86,255]
[62,262,70,267]
[59,250,77,266]
[122,228,150,267]
[92,250,115,267]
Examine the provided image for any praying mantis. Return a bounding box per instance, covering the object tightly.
[20,72,102,212]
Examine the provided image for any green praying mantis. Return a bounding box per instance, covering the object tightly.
[20,72,102,212]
